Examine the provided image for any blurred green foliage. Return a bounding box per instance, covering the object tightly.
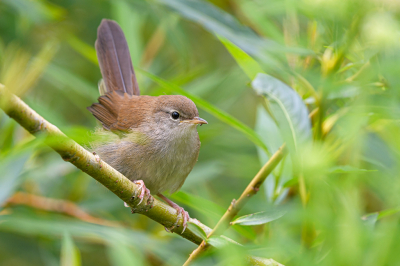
[1,0,400,265]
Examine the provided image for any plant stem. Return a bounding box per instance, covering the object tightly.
[0,84,279,266]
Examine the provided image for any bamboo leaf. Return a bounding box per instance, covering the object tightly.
[217,35,264,80]
[231,209,286,226]
[155,0,265,55]
[155,0,311,67]
[207,236,231,248]
[187,222,207,241]
[107,239,145,266]
[250,257,284,266]
[68,36,98,65]
[328,165,377,174]
[0,42,57,96]
[0,151,31,207]
[362,213,378,230]
[252,73,312,153]
[60,232,81,266]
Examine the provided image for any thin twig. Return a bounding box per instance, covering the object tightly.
[5,192,119,227]
[183,144,288,265]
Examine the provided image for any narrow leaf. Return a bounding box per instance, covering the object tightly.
[187,222,207,240]
[155,0,264,55]
[61,232,81,266]
[68,36,98,65]
[252,73,312,152]
[362,213,378,229]
[378,208,400,220]
[207,236,231,248]
[328,165,377,174]
[0,151,31,207]
[155,0,311,69]
[231,209,286,226]
[217,35,264,80]
[250,257,284,266]
[107,239,145,266]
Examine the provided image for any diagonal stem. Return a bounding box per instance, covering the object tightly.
[183,144,288,266]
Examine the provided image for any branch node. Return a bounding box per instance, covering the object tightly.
[231,199,236,208]
[61,152,77,162]
[32,118,45,133]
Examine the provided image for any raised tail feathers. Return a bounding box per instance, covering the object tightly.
[95,19,140,96]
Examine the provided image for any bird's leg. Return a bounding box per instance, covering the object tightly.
[157,193,189,233]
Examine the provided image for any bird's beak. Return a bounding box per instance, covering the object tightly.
[181,117,208,125]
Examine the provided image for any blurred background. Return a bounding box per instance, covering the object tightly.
[1,0,400,265]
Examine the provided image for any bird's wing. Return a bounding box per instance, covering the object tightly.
[87,92,153,132]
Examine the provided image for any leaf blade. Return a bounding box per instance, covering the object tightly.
[0,151,31,207]
[187,222,207,241]
[60,232,81,266]
[231,209,286,226]
[217,35,264,80]
[328,165,377,173]
[252,73,312,153]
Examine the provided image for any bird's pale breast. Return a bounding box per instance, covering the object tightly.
[93,125,200,194]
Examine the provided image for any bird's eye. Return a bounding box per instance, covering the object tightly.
[171,111,180,120]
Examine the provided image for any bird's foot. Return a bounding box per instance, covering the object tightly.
[134,180,152,205]
[157,193,190,233]
[171,205,189,233]
[125,180,154,212]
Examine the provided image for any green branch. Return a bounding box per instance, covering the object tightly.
[0,84,279,265]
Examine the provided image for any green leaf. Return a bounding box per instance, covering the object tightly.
[68,36,98,65]
[362,213,378,229]
[283,177,298,188]
[255,104,282,159]
[138,69,268,152]
[207,236,231,248]
[0,151,31,207]
[231,209,286,226]
[255,103,292,204]
[0,214,165,256]
[249,257,284,266]
[328,165,377,174]
[60,232,81,266]
[377,208,400,220]
[217,35,264,80]
[155,0,263,54]
[187,222,207,240]
[107,239,145,266]
[44,63,98,101]
[252,73,312,153]
[155,0,310,66]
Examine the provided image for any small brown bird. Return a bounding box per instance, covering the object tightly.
[88,19,207,231]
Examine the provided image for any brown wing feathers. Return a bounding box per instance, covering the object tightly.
[88,91,126,131]
[88,19,140,131]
